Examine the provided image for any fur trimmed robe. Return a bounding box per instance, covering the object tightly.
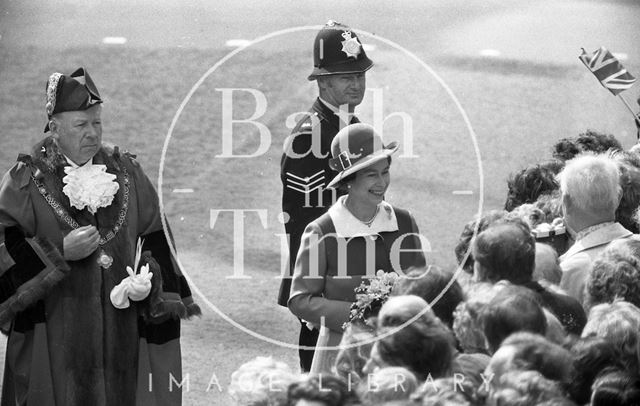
[0,138,200,406]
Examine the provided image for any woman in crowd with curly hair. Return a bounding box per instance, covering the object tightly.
[585,238,640,310]
[582,300,640,374]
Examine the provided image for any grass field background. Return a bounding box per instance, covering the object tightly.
[0,33,639,404]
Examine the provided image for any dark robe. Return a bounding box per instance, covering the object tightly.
[0,138,199,406]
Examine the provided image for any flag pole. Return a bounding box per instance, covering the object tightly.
[617,94,640,127]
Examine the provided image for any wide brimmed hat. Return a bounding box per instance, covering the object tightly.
[307,20,374,81]
[327,123,398,188]
[44,67,103,132]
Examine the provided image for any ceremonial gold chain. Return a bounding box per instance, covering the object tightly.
[31,168,130,246]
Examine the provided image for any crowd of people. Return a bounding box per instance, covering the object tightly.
[231,130,640,406]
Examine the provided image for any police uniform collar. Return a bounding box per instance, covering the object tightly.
[328,195,398,237]
[318,97,355,121]
[312,98,359,131]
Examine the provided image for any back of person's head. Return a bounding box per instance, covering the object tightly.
[412,378,472,406]
[335,322,376,384]
[377,295,436,328]
[391,266,465,328]
[452,282,499,354]
[534,242,563,286]
[480,286,547,354]
[472,219,536,284]
[374,317,455,381]
[567,336,625,405]
[229,356,299,406]
[489,370,567,406]
[357,367,418,405]
[451,352,491,401]
[582,300,640,373]
[591,369,640,406]
[454,210,508,274]
[505,161,561,212]
[287,374,359,406]
[557,153,621,217]
[487,332,573,384]
[552,130,622,161]
[586,238,640,310]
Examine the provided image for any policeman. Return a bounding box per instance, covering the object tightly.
[279,20,373,371]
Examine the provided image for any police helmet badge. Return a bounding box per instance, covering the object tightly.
[340,31,362,59]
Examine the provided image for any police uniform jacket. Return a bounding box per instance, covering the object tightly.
[278,98,359,306]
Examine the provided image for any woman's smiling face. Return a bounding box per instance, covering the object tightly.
[347,158,391,207]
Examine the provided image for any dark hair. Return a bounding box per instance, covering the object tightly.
[505,160,562,212]
[287,374,359,406]
[454,210,508,274]
[567,337,625,405]
[591,369,640,406]
[375,319,454,381]
[498,332,573,383]
[390,266,464,328]
[552,130,622,161]
[472,218,536,284]
[480,286,547,353]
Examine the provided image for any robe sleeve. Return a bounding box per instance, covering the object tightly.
[288,222,351,332]
[0,162,70,329]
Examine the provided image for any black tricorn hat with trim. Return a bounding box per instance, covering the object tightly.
[44,67,103,132]
[308,20,374,81]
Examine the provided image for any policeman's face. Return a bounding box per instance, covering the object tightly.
[347,158,390,208]
[51,105,102,165]
[318,72,366,110]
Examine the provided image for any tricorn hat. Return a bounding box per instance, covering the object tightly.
[308,20,374,81]
[44,67,103,132]
[327,123,398,188]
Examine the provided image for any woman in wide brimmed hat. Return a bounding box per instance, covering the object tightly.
[288,123,427,374]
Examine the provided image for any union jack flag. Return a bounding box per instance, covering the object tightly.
[579,47,636,95]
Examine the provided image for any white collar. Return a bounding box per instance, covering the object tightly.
[328,196,398,237]
[318,97,355,122]
[65,155,93,169]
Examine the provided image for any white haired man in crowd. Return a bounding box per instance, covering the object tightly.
[558,153,633,304]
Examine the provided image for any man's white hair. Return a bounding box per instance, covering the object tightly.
[557,153,621,214]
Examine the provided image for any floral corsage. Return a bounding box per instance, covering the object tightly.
[343,270,398,330]
[62,164,119,214]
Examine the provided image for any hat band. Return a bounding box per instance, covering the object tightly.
[338,151,352,171]
[45,72,63,116]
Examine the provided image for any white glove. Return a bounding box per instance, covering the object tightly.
[110,264,153,309]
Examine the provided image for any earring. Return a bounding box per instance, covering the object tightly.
[347,184,351,189]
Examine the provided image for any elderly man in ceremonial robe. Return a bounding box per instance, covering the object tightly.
[0,67,199,406]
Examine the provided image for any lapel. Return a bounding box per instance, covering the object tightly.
[561,222,633,259]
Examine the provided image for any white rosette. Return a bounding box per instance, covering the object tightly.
[62,164,120,214]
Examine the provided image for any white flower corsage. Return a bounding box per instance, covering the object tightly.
[62,164,119,214]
